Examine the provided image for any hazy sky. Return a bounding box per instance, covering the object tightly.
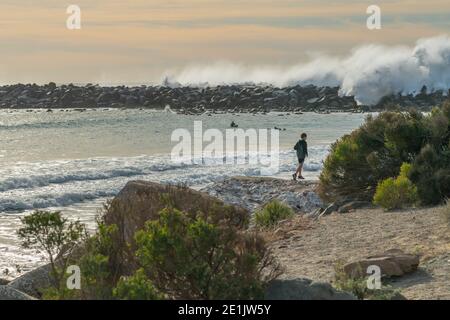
[0,0,449,84]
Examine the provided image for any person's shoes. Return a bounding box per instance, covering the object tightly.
[299,175,305,180]
[292,174,297,181]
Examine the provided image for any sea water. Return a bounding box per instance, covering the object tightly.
[0,108,366,278]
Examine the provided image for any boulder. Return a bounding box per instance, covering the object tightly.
[344,249,420,279]
[265,278,356,300]
[8,263,53,298]
[104,181,249,273]
[0,286,36,300]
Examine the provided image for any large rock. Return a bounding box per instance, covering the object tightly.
[0,286,36,300]
[8,263,53,298]
[107,180,249,242]
[265,278,356,300]
[344,249,420,278]
[104,181,249,272]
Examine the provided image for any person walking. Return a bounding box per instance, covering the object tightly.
[293,133,308,180]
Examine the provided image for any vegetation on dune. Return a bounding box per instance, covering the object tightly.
[319,100,450,208]
[255,200,294,229]
[113,269,163,300]
[373,163,419,210]
[18,191,282,300]
[17,210,87,297]
[130,207,281,299]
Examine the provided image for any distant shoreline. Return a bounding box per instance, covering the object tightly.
[0,83,448,114]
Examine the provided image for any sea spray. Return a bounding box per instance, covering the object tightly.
[164,35,450,106]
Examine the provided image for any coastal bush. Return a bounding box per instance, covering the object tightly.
[409,144,450,205]
[133,207,282,299]
[113,269,163,300]
[319,101,450,205]
[17,210,87,294]
[101,183,250,276]
[65,196,281,300]
[32,183,280,300]
[75,221,120,300]
[255,200,294,228]
[373,163,419,210]
[39,218,120,300]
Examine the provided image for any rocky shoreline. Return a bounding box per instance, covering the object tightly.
[0,83,448,114]
[1,177,448,300]
[200,176,323,214]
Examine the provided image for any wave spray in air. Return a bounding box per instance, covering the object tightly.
[164,35,450,106]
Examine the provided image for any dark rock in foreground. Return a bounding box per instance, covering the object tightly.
[265,278,356,300]
[7,263,53,298]
[0,83,447,113]
[0,285,37,300]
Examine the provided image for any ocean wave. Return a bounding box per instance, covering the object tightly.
[164,35,450,106]
[0,147,328,212]
[0,165,182,193]
[0,150,308,192]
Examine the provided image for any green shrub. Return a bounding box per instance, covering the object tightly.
[113,269,163,300]
[409,145,450,205]
[101,186,250,277]
[373,163,418,210]
[17,210,87,295]
[134,207,282,299]
[75,222,120,300]
[333,261,368,300]
[320,102,450,205]
[255,200,294,228]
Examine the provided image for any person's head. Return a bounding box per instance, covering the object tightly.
[301,133,307,140]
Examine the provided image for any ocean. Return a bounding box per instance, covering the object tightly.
[0,108,366,278]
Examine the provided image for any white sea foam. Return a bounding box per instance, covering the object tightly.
[0,147,328,212]
[164,35,450,106]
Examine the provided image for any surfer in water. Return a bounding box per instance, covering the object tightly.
[293,133,308,180]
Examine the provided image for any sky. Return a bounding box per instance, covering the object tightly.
[0,0,449,84]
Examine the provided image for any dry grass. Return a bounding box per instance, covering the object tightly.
[259,214,315,242]
[270,206,450,300]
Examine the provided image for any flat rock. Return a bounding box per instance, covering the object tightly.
[344,249,420,278]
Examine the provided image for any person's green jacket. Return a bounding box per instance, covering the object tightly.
[294,140,308,159]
